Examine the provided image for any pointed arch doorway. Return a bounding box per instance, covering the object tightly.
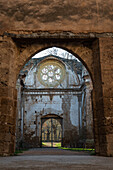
[41,114,63,147]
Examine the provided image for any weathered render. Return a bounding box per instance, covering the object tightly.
[0,0,113,156]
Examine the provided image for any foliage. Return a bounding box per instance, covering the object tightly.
[14,149,28,156]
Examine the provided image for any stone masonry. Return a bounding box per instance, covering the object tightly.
[0,0,113,156]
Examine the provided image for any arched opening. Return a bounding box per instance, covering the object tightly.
[41,114,63,147]
[16,47,94,151]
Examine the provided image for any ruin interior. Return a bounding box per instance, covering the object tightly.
[16,47,94,149]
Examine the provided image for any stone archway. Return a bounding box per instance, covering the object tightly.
[0,34,112,156]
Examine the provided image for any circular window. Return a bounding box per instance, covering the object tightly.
[37,59,65,87]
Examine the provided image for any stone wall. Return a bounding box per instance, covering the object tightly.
[0,37,17,156]
[0,0,113,34]
[99,38,113,156]
[19,92,79,148]
[0,33,113,156]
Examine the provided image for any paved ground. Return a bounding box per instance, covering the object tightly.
[0,148,113,170]
[18,148,90,156]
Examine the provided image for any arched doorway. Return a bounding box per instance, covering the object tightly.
[1,37,109,156]
[16,47,94,150]
[41,114,63,147]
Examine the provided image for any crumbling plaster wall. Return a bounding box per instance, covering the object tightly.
[16,55,94,148]
[24,59,79,88]
[21,93,79,148]
[80,67,94,148]
[17,58,81,148]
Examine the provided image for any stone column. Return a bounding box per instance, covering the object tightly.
[77,94,82,135]
[83,73,94,147]
[99,37,113,156]
[92,39,105,155]
[0,36,17,156]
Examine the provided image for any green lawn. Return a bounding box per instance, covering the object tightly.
[14,149,28,156]
[55,143,95,154]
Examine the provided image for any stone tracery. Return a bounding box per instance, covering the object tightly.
[37,59,66,87]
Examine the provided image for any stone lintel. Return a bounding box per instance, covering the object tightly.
[3,31,113,39]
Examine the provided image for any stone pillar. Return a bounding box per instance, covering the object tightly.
[99,37,113,156]
[92,39,106,155]
[83,74,94,148]
[0,37,17,156]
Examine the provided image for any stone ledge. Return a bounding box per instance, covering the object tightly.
[3,31,113,39]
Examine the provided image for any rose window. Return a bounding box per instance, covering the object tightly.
[37,59,65,87]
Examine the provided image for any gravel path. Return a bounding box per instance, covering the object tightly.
[0,148,113,170]
[18,148,90,156]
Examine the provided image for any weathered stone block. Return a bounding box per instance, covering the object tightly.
[13,89,17,100]
[0,87,13,98]
[1,98,13,106]
[5,133,11,142]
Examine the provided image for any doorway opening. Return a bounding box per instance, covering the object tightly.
[41,114,63,147]
[16,47,94,150]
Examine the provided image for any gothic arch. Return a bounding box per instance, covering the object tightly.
[1,37,107,156]
[16,44,93,83]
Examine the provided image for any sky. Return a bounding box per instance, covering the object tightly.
[32,47,80,62]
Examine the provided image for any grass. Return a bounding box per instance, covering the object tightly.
[42,142,46,146]
[14,143,95,156]
[42,142,95,153]
[57,147,95,151]
[55,143,95,155]
[14,149,28,156]
[55,143,61,147]
[42,142,62,147]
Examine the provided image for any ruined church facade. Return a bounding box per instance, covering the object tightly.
[16,51,93,149]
